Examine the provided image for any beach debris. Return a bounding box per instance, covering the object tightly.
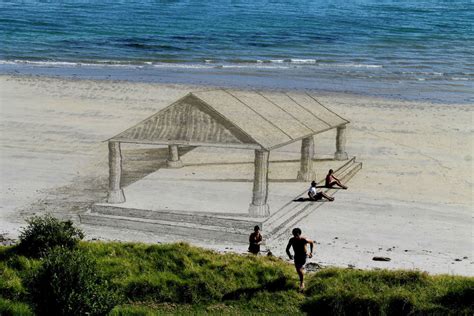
[305,262,323,272]
[454,258,462,262]
[373,256,391,262]
[348,264,355,269]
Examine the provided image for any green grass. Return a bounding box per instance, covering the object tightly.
[1,242,473,315]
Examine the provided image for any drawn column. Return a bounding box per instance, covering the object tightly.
[107,141,126,203]
[249,149,270,217]
[167,145,184,168]
[297,136,316,181]
[334,125,348,160]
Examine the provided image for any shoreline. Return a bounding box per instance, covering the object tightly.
[1,63,473,105]
[0,74,472,276]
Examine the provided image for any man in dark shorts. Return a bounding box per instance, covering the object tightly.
[286,228,314,290]
[248,225,262,255]
[308,181,334,201]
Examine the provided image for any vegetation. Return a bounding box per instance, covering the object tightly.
[18,214,84,257]
[0,215,473,315]
[29,247,120,316]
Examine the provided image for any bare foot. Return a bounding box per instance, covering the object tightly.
[329,197,335,201]
[299,282,305,291]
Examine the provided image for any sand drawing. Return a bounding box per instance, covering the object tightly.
[80,90,362,243]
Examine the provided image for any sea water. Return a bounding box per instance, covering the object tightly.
[1,0,473,103]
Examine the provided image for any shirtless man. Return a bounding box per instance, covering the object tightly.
[325,169,348,189]
[308,181,334,201]
[286,228,315,290]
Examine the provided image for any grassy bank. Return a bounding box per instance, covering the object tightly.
[1,241,473,315]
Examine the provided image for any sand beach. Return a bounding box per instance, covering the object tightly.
[0,74,472,276]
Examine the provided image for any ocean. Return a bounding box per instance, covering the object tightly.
[1,0,473,103]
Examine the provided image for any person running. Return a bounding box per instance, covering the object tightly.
[308,180,334,201]
[248,225,262,254]
[325,169,348,189]
[286,228,314,290]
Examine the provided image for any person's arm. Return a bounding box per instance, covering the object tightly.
[256,234,262,245]
[286,239,293,259]
[249,233,254,244]
[307,239,314,258]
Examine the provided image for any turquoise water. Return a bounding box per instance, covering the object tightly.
[1,0,473,102]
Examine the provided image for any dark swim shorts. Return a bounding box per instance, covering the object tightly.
[294,255,307,269]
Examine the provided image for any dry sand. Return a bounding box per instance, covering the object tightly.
[0,75,472,275]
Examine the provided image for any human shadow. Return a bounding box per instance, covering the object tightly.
[293,197,331,202]
[222,276,291,300]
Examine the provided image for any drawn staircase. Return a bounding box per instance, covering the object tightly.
[80,158,362,244]
[263,157,362,242]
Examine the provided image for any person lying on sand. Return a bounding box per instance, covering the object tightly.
[286,228,314,291]
[308,181,334,201]
[325,169,348,189]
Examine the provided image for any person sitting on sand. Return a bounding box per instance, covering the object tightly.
[248,225,262,255]
[308,181,334,201]
[325,169,348,189]
[286,228,314,290]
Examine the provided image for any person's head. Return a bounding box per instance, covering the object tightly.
[328,169,334,174]
[292,228,302,237]
[311,181,317,187]
[254,225,260,232]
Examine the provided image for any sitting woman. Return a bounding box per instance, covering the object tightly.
[325,169,348,189]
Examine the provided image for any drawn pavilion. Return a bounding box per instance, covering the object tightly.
[106,90,349,217]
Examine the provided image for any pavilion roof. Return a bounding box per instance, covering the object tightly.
[110,90,349,151]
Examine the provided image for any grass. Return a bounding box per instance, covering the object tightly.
[0,241,473,315]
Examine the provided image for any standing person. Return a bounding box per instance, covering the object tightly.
[325,169,348,189]
[308,181,334,201]
[248,225,262,255]
[286,228,314,290]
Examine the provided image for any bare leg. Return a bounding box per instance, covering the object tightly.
[320,191,335,201]
[329,180,347,189]
[296,267,305,290]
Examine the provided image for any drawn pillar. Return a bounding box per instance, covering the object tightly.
[167,145,183,168]
[107,141,125,203]
[249,149,270,217]
[297,136,316,181]
[334,125,349,160]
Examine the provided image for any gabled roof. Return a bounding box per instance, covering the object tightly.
[110,90,349,151]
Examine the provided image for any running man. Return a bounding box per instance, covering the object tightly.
[308,181,334,201]
[325,169,348,189]
[286,228,314,290]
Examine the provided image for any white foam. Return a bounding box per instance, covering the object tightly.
[151,63,214,69]
[290,59,317,64]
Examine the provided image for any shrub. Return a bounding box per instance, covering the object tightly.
[28,247,120,316]
[18,214,84,257]
[0,297,34,316]
[0,263,26,300]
